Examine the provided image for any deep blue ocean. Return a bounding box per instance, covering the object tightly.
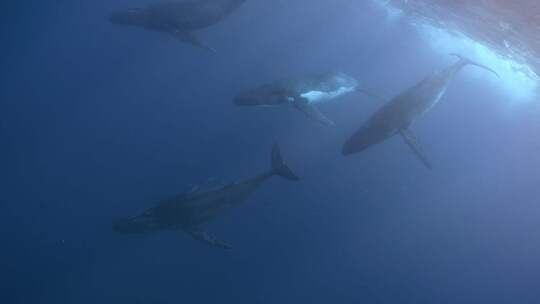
[2,1,540,303]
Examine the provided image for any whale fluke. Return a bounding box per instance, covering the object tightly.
[399,129,432,170]
[450,53,500,78]
[271,144,300,181]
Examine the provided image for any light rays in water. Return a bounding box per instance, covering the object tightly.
[372,0,539,103]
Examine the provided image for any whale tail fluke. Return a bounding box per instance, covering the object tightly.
[450,53,500,78]
[271,144,299,181]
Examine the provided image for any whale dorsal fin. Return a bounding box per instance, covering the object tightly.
[292,97,335,126]
[187,229,232,250]
[399,129,432,170]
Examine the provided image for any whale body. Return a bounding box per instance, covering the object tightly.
[342,55,499,168]
[109,0,247,52]
[113,145,298,250]
[234,72,359,126]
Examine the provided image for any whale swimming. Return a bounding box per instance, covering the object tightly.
[234,72,359,126]
[109,0,247,52]
[342,55,499,168]
[113,144,298,249]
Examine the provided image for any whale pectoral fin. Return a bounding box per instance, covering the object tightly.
[293,97,335,126]
[187,229,232,250]
[172,31,216,53]
[399,129,433,170]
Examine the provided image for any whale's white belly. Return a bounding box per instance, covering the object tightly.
[300,86,356,104]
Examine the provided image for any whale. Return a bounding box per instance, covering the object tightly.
[113,144,298,250]
[109,0,247,52]
[342,55,499,169]
[234,72,359,126]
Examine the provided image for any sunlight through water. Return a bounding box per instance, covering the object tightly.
[372,0,540,103]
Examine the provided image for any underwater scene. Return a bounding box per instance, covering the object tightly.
[2,0,540,303]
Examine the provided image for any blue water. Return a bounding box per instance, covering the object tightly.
[2,1,540,303]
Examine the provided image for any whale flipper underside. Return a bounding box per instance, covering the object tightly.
[293,97,335,126]
[399,129,432,169]
[187,228,232,250]
[172,30,216,53]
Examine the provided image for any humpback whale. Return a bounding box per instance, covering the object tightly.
[342,55,499,168]
[109,0,247,52]
[113,145,298,250]
[234,72,359,126]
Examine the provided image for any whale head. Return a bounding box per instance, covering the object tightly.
[234,84,293,107]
